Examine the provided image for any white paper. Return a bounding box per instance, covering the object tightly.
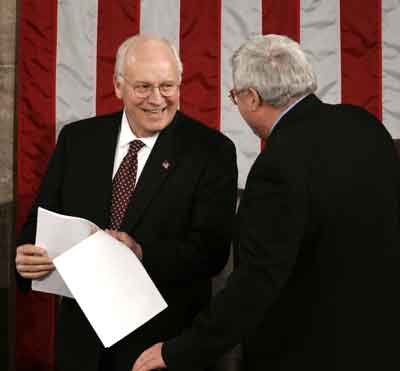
[33,207,100,297]
[53,230,168,348]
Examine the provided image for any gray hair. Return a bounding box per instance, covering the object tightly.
[114,35,183,82]
[231,34,317,108]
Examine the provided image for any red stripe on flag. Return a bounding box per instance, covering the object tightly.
[179,0,221,130]
[262,0,301,42]
[16,2,58,371]
[96,0,141,116]
[340,0,382,120]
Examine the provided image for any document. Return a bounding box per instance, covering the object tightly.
[33,207,100,297]
[53,230,168,347]
[33,207,168,347]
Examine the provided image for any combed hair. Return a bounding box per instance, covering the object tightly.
[114,35,183,82]
[231,34,317,108]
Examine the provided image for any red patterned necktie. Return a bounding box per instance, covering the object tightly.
[108,139,145,230]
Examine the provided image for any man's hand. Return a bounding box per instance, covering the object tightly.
[105,230,143,260]
[15,244,55,279]
[132,342,166,371]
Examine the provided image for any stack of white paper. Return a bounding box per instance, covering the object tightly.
[33,207,168,348]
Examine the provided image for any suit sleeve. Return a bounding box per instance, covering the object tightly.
[16,127,68,292]
[142,137,238,283]
[162,151,309,370]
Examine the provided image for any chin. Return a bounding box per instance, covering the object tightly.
[144,119,172,134]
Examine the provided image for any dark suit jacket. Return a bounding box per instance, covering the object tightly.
[17,110,238,371]
[163,94,400,370]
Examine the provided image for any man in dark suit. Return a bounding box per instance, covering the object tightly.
[133,34,400,371]
[15,35,238,371]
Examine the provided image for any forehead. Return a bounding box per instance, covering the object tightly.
[124,42,179,82]
[126,60,179,83]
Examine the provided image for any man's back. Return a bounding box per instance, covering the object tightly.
[131,35,400,371]
[240,94,400,370]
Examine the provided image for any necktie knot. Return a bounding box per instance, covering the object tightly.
[129,139,145,155]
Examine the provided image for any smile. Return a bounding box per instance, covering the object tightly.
[142,107,167,113]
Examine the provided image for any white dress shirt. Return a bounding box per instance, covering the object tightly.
[112,111,159,183]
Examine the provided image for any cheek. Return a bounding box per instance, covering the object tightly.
[238,106,251,122]
[167,92,180,107]
[122,93,142,109]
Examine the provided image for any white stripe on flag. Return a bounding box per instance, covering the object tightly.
[221,0,262,189]
[56,0,98,137]
[140,0,181,53]
[382,1,400,139]
[300,0,341,105]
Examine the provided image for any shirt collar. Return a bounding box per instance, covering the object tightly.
[119,110,159,150]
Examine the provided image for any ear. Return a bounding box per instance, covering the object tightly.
[248,88,262,111]
[113,75,123,100]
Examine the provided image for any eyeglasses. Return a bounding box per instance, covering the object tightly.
[228,88,249,105]
[119,74,180,98]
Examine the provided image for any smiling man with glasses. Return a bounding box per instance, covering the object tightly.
[15,35,238,371]
[112,36,183,138]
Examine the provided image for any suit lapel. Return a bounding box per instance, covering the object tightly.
[91,112,122,228]
[120,112,183,231]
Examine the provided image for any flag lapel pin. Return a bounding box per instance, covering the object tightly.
[162,160,171,170]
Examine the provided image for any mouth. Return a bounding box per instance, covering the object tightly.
[142,107,167,114]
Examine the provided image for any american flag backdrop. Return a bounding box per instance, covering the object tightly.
[16,1,400,370]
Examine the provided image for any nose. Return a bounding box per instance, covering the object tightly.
[147,87,164,104]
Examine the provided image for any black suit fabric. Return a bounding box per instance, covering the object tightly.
[163,94,400,371]
[17,110,238,371]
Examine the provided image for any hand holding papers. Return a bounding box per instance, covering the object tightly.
[33,207,167,347]
[33,207,100,297]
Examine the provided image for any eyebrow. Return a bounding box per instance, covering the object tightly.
[131,80,177,85]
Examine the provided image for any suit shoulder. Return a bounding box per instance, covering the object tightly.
[60,111,122,137]
[329,103,392,138]
[332,103,376,119]
[175,111,235,149]
[326,103,380,126]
